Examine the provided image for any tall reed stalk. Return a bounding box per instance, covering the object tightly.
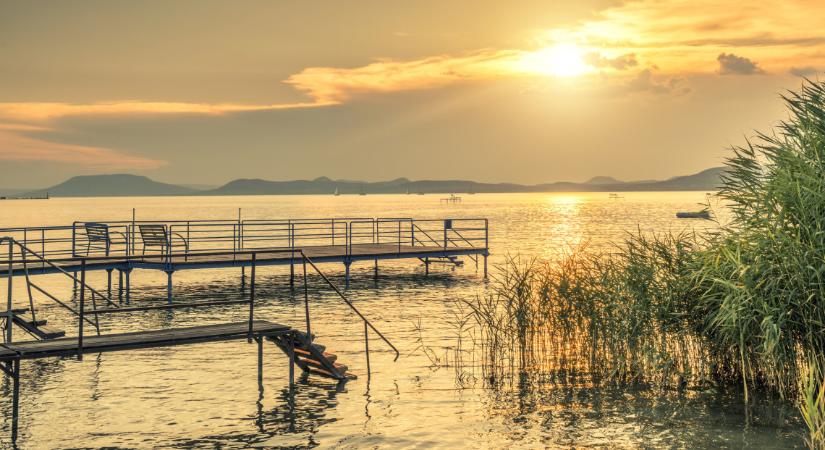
[455,79,825,447]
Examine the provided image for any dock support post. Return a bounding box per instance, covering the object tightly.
[483,254,488,279]
[106,268,113,300]
[165,270,174,303]
[424,258,430,276]
[373,259,378,281]
[11,359,20,445]
[288,335,295,391]
[257,336,263,391]
[73,270,78,296]
[241,266,246,289]
[117,269,123,304]
[125,269,131,305]
[290,261,295,289]
[344,261,351,289]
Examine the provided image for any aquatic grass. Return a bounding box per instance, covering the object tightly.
[448,79,825,447]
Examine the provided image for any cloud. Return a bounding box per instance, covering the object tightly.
[790,66,820,77]
[717,53,764,75]
[585,52,638,70]
[0,125,164,169]
[624,69,689,95]
[284,51,517,103]
[0,100,323,122]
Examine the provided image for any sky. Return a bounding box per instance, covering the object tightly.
[1,0,824,188]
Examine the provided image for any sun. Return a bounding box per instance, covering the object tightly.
[518,44,591,77]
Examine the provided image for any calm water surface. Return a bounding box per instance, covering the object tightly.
[0,193,805,448]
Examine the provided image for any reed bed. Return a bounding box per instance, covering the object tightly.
[450,79,825,448]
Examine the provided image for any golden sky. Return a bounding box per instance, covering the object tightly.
[1,0,823,186]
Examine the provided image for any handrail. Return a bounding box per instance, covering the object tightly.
[13,240,118,309]
[301,252,400,361]
[2,237,106,343]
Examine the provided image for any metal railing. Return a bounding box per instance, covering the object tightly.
[2,237,116,344]
[0,217,489,262]
[2,240,399,368]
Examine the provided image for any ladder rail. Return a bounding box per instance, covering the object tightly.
[301,252,400,361]
[1,237,104,343]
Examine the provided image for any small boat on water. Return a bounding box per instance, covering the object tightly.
[333,188,340,196]
[676,210,711,219]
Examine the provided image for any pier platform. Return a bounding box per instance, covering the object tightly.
[0,232,401,445]
[0,217,489,289]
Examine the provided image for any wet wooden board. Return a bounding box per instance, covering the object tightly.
[0,320,291,361]
[3,243,481,275]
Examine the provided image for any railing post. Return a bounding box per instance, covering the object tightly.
[41,228,45,270]
[397,220,401,253]
[331,219,336,246]
[78,259,86,360]
[6,239,13,344]
[248,252,256,341]
[443,221,448,250]
[410,220,415,246]
[303,254,311,342]
[71,222,77,257]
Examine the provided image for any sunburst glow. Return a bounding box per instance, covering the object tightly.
[517,44,591,77]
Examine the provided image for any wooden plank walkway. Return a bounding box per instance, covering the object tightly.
[0,320,290,361]
[2,243,482,276]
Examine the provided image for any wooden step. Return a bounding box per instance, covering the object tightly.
[10,315,66,339]
[296,355,344,372]
[293,348,337,363]
[305,365,357,380]
[34,325,66,339]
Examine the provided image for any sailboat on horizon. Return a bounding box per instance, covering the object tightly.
[334,187,340,196]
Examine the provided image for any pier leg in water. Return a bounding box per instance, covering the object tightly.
[11,359,20,444]
[344,261,351,289]
[424,257,430,276]
[117,269,123,304]
[241,266,246,290]
[125,269,132,305]
[288,335,295,392]
[483,254,488,279]
[257,336,263,392]
[290,260,295,289]
[106,269,113,300]
[165,270,174,303]
[374,259,378,281]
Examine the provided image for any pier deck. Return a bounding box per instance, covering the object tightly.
[1,233,402,445]
[3,243,481,276]
[0,320,290,361]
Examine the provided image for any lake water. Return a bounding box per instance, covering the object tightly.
[0,193,805,448]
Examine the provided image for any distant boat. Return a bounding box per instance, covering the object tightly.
[333,187,340,196]
[609,193,623,199]
[676,210,711,219]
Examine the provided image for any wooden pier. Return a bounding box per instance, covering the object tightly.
[0,217,489,303]
[0,228,410,445]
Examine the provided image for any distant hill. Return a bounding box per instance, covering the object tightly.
[21,174,198,197]
[584,176,623,185]
[14,167,726,198]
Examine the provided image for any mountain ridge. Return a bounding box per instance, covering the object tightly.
[16,167,725,198]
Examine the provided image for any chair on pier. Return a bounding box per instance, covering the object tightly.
[83,222,127,256]
[138,224,189,255]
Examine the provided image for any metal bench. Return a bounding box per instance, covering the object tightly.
[138,224,189,255]
[83,222,126,256]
